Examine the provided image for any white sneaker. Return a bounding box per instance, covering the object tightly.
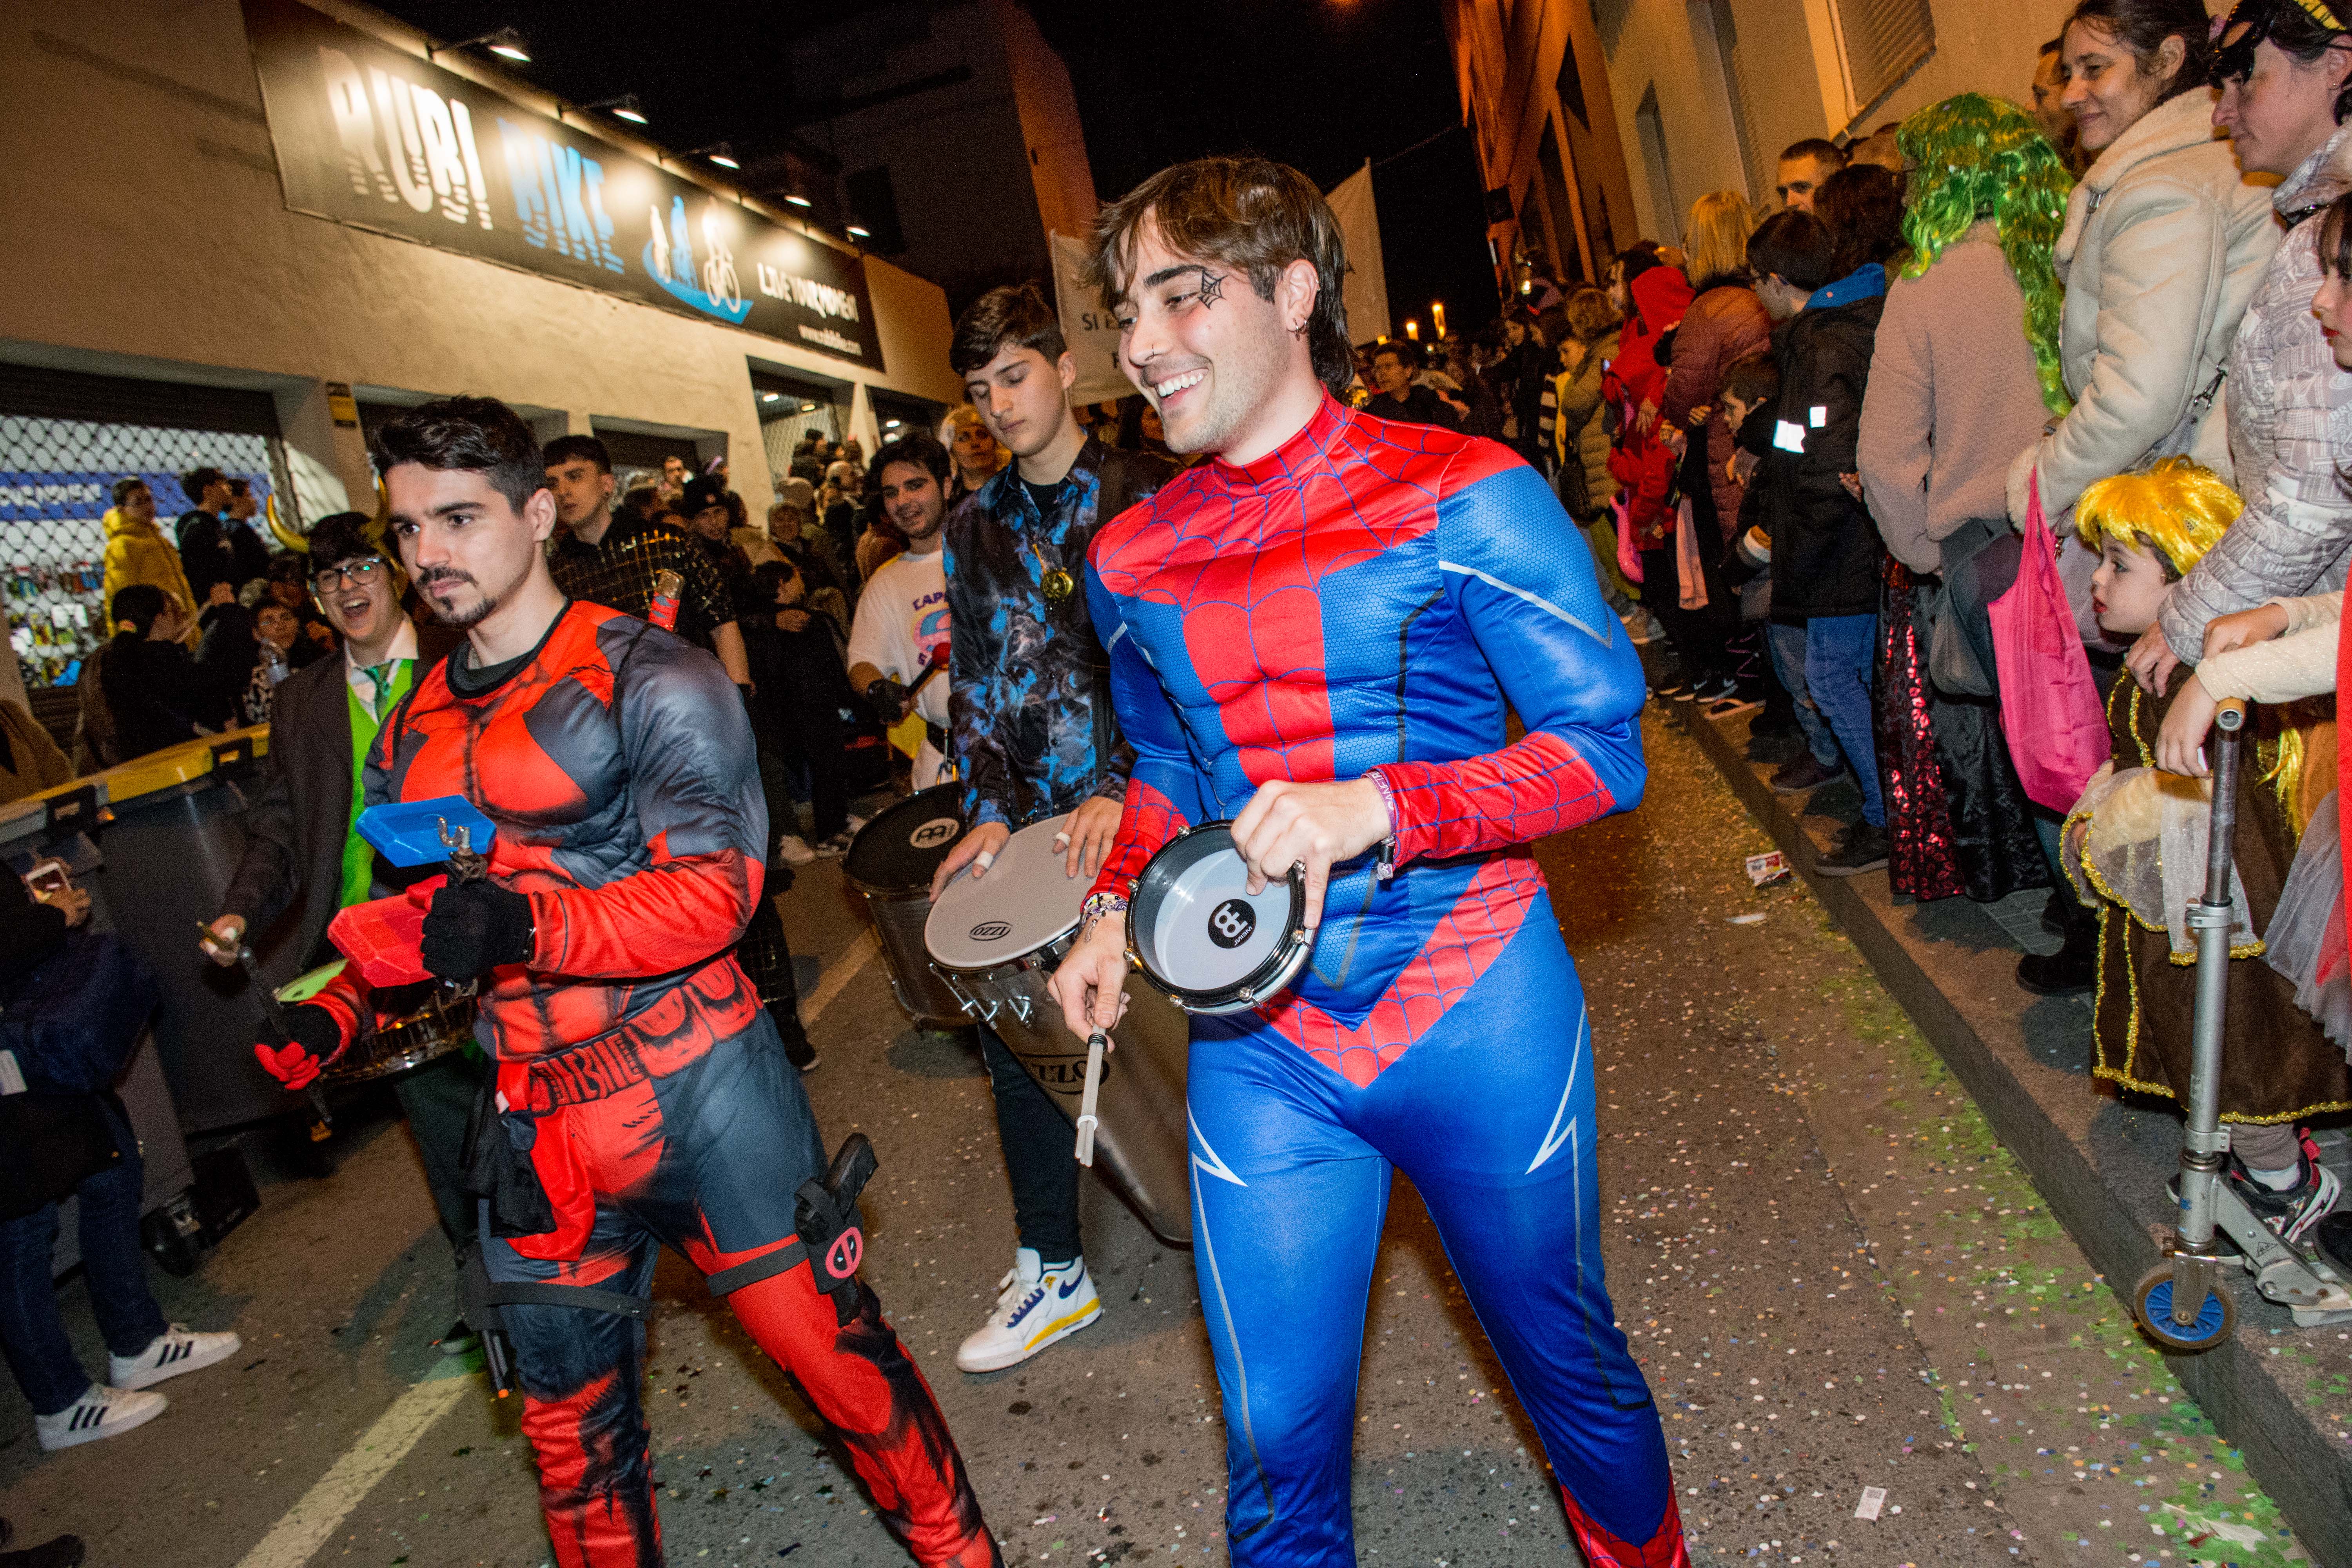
[36,1384,167,1450]
[109,1324,241,1391]
[955,1249,1100,1373]
[775,834,818,867]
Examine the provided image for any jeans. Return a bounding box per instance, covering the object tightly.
[1767,622,1838,766]
[978,1022,1081,1263]
[0,1100,168,1415]
[1804,613,1884,827]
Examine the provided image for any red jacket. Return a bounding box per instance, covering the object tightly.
[1659,282,1773,539]
[1601,267,1695,548]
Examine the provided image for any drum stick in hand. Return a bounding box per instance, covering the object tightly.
[216,927,333,1131]
[1074,1030,1108,1166]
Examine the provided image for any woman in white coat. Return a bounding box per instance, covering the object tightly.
[2007,0,2278,563]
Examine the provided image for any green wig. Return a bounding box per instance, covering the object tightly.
[1896,92,2075,417]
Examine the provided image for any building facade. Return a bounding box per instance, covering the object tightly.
[0,0,965,710]
[1445,0,2078,289]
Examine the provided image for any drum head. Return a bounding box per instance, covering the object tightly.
[842,785,966,893]
[926,813,1084,969]
[1130,824,1303,1003]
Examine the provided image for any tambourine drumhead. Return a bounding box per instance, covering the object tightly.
[925,813,1084,971]
[842,784,966,894]
[1127,823,1308,1012]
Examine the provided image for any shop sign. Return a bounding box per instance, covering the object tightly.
[241,0,884,368]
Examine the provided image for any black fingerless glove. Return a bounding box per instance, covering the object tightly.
[420,879,535,981]
[863,677,910,726]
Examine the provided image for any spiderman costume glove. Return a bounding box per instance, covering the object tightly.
[420,879,535,981]
[862,677,910,726]
[253,1004,341,1092]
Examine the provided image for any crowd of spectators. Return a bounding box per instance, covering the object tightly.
[1351,0,2352,1251]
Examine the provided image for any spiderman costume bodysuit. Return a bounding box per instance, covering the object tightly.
[306,601,995,1568]
[1084,396,1688,1567]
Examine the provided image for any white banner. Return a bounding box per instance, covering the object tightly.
[1049,230,1137,407]
[1325,161,1392,348]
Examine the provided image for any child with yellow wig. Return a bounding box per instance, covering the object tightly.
[2065,458,2349,1245]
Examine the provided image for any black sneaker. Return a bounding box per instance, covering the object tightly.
[2225,1135,2342,1247]
[1692,673,1740,704]
[1815,821,1890,877]
[2016,925,2095,996]
[0,1532,85,1568]
[1771,753,1841,794]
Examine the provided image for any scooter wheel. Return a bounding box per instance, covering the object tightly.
[2132,1263,2235,1352]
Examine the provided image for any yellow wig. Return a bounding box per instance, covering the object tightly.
[2073,457,2241,579]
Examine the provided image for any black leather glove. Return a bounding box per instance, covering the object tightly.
[863,677,910,726]
[420,878,535,981]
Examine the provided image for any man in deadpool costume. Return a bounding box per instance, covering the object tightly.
[254,396,998,1568]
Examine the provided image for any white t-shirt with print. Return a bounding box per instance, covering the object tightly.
[847,546,952,788]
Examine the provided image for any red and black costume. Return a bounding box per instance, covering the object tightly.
[305,601,995,1568]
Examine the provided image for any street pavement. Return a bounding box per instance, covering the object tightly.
[0,710,2310,1567]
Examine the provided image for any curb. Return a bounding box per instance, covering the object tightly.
[1671,696,2352,1568]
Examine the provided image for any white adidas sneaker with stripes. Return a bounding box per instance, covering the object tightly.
[35,1384,166,1450]
[109,1324,241,1391]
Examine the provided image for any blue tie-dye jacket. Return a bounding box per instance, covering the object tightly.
[943,437,1176,830]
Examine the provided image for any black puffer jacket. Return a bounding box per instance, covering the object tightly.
[1757,295,1886,621]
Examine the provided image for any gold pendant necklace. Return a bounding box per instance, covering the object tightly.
[1041,566,1076,603]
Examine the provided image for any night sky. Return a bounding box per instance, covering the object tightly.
[370,0,1499,342]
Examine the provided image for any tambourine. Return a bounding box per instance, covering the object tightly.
[1124,822,1311,1015]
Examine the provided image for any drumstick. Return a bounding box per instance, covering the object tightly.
[211,924,333,1131]
[1074,1030,1108,1166]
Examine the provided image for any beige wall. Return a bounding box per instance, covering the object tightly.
[1456,0,2088,267]
[0,0,959,521]
[996,0,1100,239]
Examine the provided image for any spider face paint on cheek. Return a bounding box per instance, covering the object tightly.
[1196,270,1226,308]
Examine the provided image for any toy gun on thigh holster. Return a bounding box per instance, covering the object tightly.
[702,1132,879,1326]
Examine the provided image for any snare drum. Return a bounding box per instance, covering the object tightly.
[1125,822,1313,1014]
[841,786,969,1027]
[275,961,476,1087]
[926,814,1194,1247]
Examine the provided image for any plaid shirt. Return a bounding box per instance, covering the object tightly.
[547,509,734,649]
[944,438,1175,830]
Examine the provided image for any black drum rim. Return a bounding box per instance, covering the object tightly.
[1124,821,1310,1015]
[841,783,967,895]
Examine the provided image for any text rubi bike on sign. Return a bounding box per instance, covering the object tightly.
[241,0,884,368]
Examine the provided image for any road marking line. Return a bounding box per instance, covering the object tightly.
[232,1366,472,1568]
[802,928,878,1025]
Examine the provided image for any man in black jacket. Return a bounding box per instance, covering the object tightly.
[173,468,270,607]
[93,586,209,762]
[1747,209,1888,876]
[196,513,480,1346]
[1362,341,1464,432]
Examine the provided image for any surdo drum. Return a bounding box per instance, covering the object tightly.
[925,813,1191,1247]
[841,785,971,1027]
[1125,822,1312,1015]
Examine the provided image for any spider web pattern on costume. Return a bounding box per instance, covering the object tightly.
[1258,852,1541,1085]
[1381,730,1615,865]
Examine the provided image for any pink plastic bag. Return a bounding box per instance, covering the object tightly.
[1613,494,1643,585]
[1988,474,2109,812]
[1673,496,1708,610]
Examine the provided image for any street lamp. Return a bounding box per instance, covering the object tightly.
[687,142,740,170]
[1403,318,1419,341]
[1431,301,1446,339]
[783,192,813,209]
[580,94,647,125]
[431,26,530,62]
[845,223,872,240]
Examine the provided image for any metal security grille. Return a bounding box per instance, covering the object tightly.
[2,416,291,690]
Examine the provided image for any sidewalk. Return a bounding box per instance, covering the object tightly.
[1669,691,2352,1568]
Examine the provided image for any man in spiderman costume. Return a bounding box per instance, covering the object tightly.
[251,398,998,1568]
[1047,160,1689,1568]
